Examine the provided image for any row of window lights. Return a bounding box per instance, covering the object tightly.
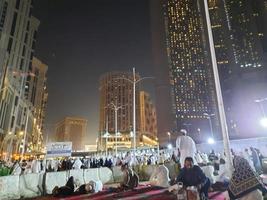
[240,63,262,68]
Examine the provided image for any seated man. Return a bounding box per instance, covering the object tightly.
[149,164,170,188]
[120,163,139,190]
[175,157,210,199]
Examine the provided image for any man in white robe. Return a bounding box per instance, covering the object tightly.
[123,152,132,165]
[72,158,83,170]
[202,153,209,164]
[195,151,203,164]
[51,159,59,172]
[11,161,22,175]
[31,159,41,173]
[176,129,197,166]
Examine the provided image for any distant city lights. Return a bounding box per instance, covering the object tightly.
[167,144,173,149]
[207,137,215,144]
[260,117,267,128]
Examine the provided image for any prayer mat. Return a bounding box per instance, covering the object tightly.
[59,185,176,200]
[28,185,229,200]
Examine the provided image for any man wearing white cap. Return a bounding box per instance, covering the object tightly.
[176,129,197,166]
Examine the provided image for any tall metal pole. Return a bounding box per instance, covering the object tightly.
[105,115,108,156]
[21,107,29,159]
[106,137,108,157]
[259,102,266,117]
[114,68,153,160]
[133,68,136,159]
[208,117,214,139]
[115,108,118,156]
[203,0,233,173]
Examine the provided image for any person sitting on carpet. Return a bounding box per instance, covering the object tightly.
[174,156,211,199]
[76,180,103,194]
[52,176,75,197]
[149,164,170,188]
[227,156,267,200]
[120,163,139,190]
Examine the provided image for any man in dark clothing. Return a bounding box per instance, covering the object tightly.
[120,163,139,190]
[176,157,210,198]
[52,176,75,197]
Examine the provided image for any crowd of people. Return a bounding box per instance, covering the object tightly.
[49,153,267,199]
[0,129,266,199]
[0,149,176,175]
[0,135,265,178]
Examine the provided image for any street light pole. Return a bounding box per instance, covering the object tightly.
[167,132,171,143]
[255,98,267,128]
[255,98,267,117]
[115,106,118,156]
[108,102,123,156]
[133,68,136,160]
[21,107,30,159]
[208,117,213,138]
[203,0,233,173]
[204,113,215,139]
[115,68,153,160]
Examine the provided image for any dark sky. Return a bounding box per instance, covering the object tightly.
[33,0,155,144]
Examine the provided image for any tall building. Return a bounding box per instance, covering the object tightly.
[151,0,267,140]
[162,0,219,142]
[203,0,267,137]
[139,91,158,146]
[208,0,234,83]
[98,72,157,150]
[0,0,41,157]
[25,57,48,152]
[55,117,87,151]
[99,71,139,150]
[225,0,265,71]
[150,0,175,146]
[251,0,267,55]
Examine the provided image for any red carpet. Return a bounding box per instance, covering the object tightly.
[48,185,227,200]
[33,185,228,200]
[61,185,176,200]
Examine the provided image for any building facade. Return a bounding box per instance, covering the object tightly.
[139,91,157,146]
[216,0,267,137]
[0,0,43,158]
[162,0,219,142]
[150,0,175,147]
[26,57,48,152]
[155,0,267,140]
[98,72,158,151]
[55,117,87,152]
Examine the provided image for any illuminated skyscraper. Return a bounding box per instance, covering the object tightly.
[26,57,48,151]
[152,0,267,140]
[98,71,139,150]
[215,0,267,137]
[163,0,219,141]
[225,0,265,70]
[139,91,157,146]
[0,0,41,156]
[150,0,175,146]
[98,72,158,150]
[208,0,234,83]
[251,0,267,55]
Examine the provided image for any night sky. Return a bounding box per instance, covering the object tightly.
[33,0,155,144]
